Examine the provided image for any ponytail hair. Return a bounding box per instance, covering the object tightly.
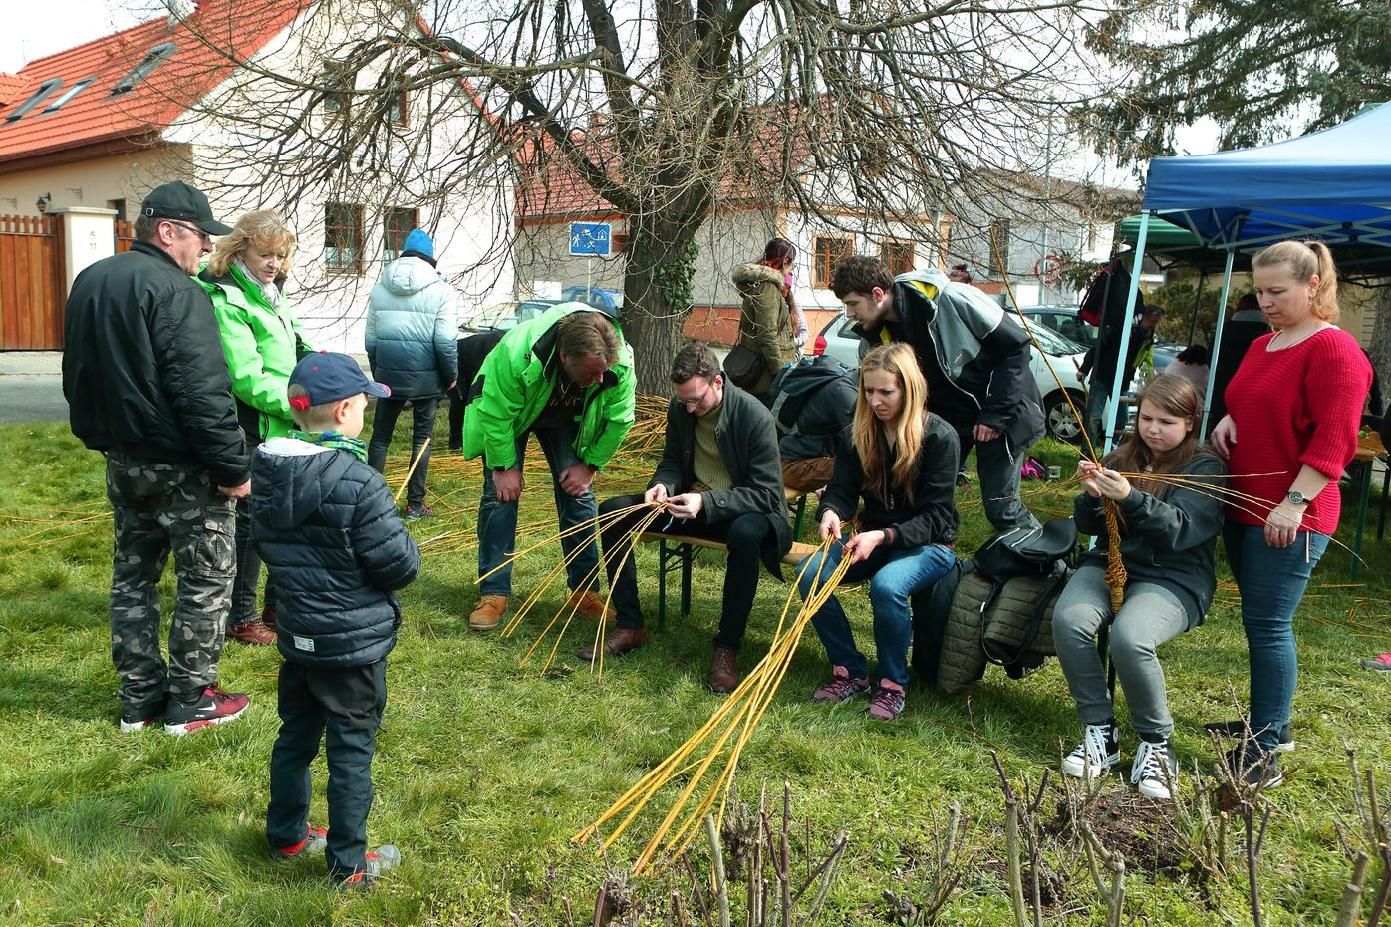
[1252,239,1340,322]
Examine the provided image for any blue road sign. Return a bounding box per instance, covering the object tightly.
[569,221,612,257]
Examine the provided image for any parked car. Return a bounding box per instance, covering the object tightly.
[811,311,1090,443]
[460,299,556,334]
[1017,304,1096,349]
[560,285,623,313]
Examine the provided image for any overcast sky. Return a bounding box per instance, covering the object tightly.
[0,1,149,73]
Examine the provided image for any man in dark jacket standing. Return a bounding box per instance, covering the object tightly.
[365,228,459,519]
[588,343,793,693]
[61,181,252,736]
[831,257,1044,532]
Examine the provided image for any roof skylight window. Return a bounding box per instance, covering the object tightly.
[4,78,62,123]
[111,42,175,96]
[43,78,94,113]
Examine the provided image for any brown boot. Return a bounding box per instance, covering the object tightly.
[578,627,649,661]
[468,595,509,631]
[567,588,616,621]
[260,604,277,630]
[707,646,739,694]
[228,617,276,646]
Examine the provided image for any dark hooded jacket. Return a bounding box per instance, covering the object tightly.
[852,272,1045,456]
[251,437,420,668]
[766,356,858,461]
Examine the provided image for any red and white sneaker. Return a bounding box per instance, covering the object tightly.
[163,686,249,736]
[273,824,328,860]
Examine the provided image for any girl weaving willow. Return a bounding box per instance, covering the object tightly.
[796,343,960,721]
[1055,374,1226,799]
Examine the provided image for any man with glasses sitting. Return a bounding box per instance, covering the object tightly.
[589,343,792,694]
[62,181,254,736]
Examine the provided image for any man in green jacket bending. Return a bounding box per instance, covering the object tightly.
[462,303,637,630]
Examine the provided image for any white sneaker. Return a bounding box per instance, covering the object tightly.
[1061,723,1119,780]
[1132,739,1178,800]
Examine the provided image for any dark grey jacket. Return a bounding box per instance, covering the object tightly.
[767,356,858,461]
[1074,452,1226,629]
[252,438,420,668]
[651,382,792,576]
[62,242,249,486]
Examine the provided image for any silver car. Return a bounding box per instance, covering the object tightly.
[811,311,1090,443]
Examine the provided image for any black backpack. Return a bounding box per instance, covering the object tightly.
[971,519,1077,675]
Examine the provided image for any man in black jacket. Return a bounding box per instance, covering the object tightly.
[61,181,252,736]
[588,343,793,693]
[766,356,858,493]
[831,257,1044,532]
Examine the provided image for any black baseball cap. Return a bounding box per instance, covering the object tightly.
[288,352,391,411]
[139,181,233,235]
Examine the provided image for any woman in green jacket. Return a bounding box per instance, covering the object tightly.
[731,237,801,396]
[199,210,310,646]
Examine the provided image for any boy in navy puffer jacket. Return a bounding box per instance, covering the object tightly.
[252,351,420,888]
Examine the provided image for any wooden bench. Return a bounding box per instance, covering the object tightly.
[636,532,821,629]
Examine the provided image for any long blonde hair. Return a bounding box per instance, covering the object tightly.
[853,343,929,504]
[208,210,296,277]
[1103,374,1209,499]
[1251,239,1339,322]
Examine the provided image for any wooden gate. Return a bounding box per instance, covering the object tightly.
[116,219,136,253]
[0,214,65,350]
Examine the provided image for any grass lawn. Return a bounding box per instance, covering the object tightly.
[1,414,1389,926]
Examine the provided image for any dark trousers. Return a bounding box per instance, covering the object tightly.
[447,393,466,451]
[368,397,437,508]
[266,658,387,879]
[231,495,274,626]
[598,493,784,651]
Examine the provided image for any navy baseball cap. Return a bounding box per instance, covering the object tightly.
[288,352,390,411]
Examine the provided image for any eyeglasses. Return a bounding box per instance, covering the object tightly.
[681,379,714,411]
[165,220,211,243]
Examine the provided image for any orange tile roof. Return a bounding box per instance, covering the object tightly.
[0,0,309,165]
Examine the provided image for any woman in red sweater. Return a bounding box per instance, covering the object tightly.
[1208,240,1372,787]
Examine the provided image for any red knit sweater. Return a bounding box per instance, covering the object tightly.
[1224,327,1372,533]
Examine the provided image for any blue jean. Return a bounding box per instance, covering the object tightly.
[477,423,599,596]
[1223,522,1329,751]
[797,541,956,687]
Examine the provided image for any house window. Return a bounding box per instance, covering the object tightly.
[112,42,175,95]
[4,78,62,123]
[383,207,419,261]
[878,239,915,276]
[393,91,409,127]
[813,235,854,288]
[43,78,94,113]
[987,219,1011,276]
[325,202,364,274]
[323,65,355,117]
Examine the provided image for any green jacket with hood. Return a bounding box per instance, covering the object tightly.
[462,302,636,470]
[198,262,311,441]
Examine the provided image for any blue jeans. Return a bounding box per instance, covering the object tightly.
[477,423,599,596]
[797,541,956,687]
[1223,522,1329,751]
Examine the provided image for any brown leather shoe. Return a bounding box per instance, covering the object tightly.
[578,627,648,661]
[567,588,616,621]
[707,646,739,694]
[468,595,509,631]
[228,617,276,646]
[261,604,277,630]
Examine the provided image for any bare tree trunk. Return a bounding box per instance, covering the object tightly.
[624,224,699,395]
[1370,286,1391,417]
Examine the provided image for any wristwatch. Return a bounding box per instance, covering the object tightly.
[1285,490,1309,505]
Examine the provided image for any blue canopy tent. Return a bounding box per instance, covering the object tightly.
[1104,102,1391,448]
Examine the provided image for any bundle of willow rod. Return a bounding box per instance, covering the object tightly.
[574,537,852,875]
[986,228,1131,606]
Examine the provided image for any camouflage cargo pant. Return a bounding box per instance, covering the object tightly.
[106,452,237,711]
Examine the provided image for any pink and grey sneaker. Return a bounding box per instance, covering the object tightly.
[1360,652,1391,673]
[336,845,402,889]
[163,686,249,736]
[812,670,870,703]
[867,685,906,721]
[273,824,328,860]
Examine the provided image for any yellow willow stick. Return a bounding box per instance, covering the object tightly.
[635,545,848,870]
[659,551,851,866]
[584,506,669,678]
[392,436,432,505]
[478,500,651,585]
[573,545,830,851]
[505,503,650,640]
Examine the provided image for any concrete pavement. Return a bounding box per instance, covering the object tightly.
[0,352,67,424]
